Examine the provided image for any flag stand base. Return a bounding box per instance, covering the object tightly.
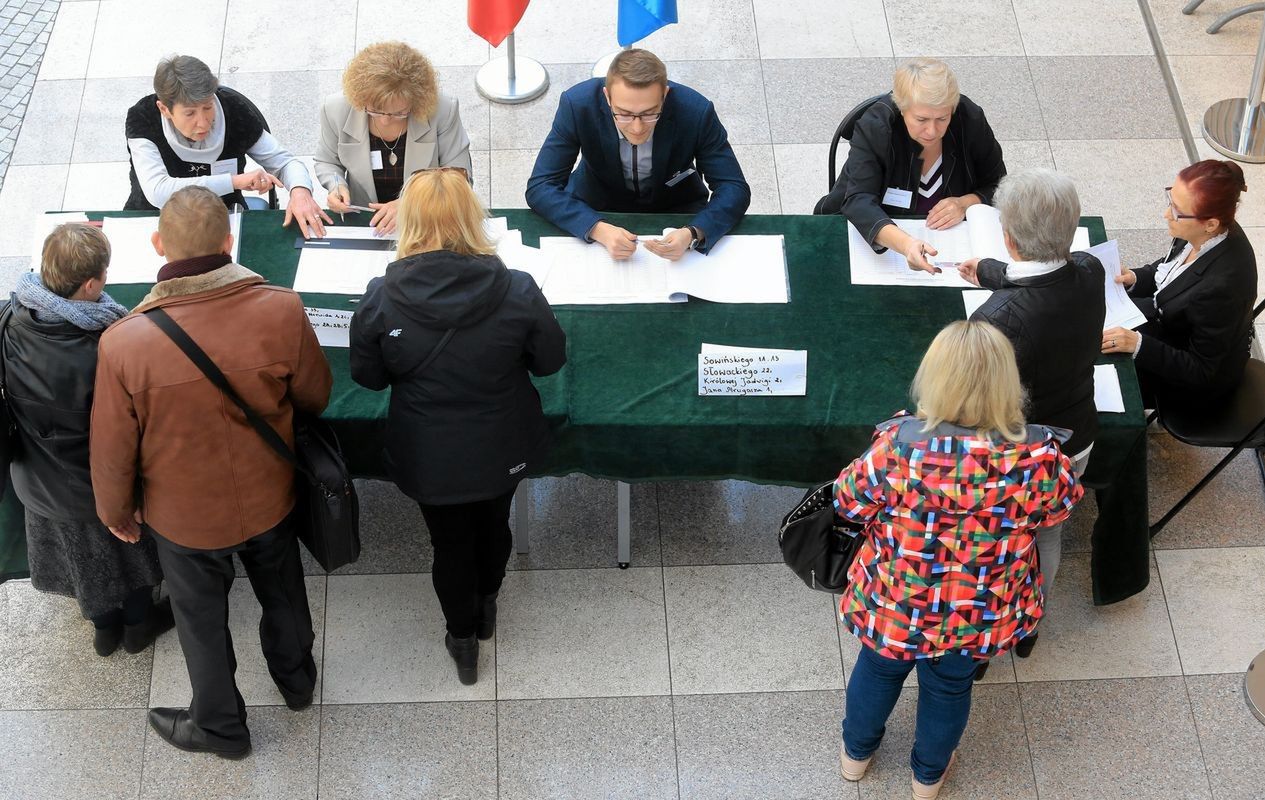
[591,50,620,79]
[477,34,548,105]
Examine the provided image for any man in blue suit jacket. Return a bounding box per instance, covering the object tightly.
[526,49,750,260]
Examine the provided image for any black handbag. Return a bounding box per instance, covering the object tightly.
[778,481,865,593]
[0,299,20,495]
[144,307,360,571]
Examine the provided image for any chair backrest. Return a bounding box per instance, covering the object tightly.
[827,93,889,192]
[233,91,279,211]
[1254,297,1265,321]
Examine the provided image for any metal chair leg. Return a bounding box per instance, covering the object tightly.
[1150,416,1265,537]
[1209,3,1265,34]
[1184,0,1207,13]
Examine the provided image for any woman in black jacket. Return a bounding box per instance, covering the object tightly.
[2,224,171,656]
[816,57,1006,274]
[1103,160,1256,407]
[350,168,566,685]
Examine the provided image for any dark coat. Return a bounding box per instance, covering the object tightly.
[971,252,1106,455]
[816,93,1006,249]
[349,251,567,505]
[525,78,751,253]
[1,301,102,522]
[1128,224,1257,400]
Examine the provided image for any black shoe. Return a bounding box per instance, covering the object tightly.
[476,593,498,641]
[1014,632,1039,659]
[282,690,314,711]
[973,662,989,682]
[94,624,123,657]
[445,632,479,685]
[123,597,175,654]
[147,707,251,759]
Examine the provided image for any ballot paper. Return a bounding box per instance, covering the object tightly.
[962,289,992,318]
[304,307,352,348]
[29,212,88,268]
[698,343,807,396]
[1094,364,1126,413]
[538,234,788,305]
[1084,239,1148,330]
[496,230,552,289]
[101,212,242,284]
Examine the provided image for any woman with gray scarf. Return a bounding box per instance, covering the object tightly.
[2,223,172,656]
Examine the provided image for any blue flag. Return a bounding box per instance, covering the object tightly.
[617,0,678,46]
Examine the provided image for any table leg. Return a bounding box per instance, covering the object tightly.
[617,481,631,569]
[514,480,531,554]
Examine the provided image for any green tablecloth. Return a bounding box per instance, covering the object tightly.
[0,209,1149,604]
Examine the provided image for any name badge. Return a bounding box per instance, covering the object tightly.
[370,150,384,170]
[665,167,696,187]
[211,158,237,176]
[881,187,913,209]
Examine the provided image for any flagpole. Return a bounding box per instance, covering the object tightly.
[476,32,548,104]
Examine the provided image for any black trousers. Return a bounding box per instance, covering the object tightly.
[151,514,315,742]
[418,489,516,638]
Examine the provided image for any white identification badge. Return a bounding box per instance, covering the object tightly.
[211,158,237,176]
[881,187,913,209]
[370,150,384,170]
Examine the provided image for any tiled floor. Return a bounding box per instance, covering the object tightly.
[2,1,1265,798]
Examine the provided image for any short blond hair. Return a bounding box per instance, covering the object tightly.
[396,169,495,259]
[912,320,1026,443]
[343,42,438,118]
[40,223,111,298]
[892,57,960,112]
[158,186,230,261]
[606,48,668,90]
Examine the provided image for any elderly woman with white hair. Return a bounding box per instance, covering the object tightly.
[817,57,1007,273]
[957,168,1104,670]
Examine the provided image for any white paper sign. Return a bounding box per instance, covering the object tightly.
[1093,364,1126,413]
[305,307,353,348]
[698,344,807,396]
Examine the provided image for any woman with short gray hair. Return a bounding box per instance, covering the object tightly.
[957,168,1104,670]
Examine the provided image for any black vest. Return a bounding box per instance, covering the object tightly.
[124,86,266,211]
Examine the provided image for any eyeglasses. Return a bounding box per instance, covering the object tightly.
[409,166,470,181]
[366,109,411,119]
[612,111,662,124]
[1164,187,1200,220]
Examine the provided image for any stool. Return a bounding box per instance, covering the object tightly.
[1247,650,1265,725]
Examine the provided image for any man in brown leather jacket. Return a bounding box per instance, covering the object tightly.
[90,186,332,758]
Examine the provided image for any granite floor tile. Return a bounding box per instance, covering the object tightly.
[1012,552,1182,682]
[674,690,850,800]
[762,57,895,145]
[1147,0,1263,56]
[1185,672,1265,800]
[1050,139,1189,230]
[71,76,153,163]
[11,78,83,165]
[62,160,129,210]
[509,0,631,66]
[852,684,1037,800]
[1059,488,1096,555]
[496,566,670,699]
[470,149,491,207]
[355,0,490,67]
[217,69,339,159]
[498,696,678,800]
[0,255,31,289]
[1021,676,1212,800]
[1157,546,1265,676]
[665,563,844,694]
[148,576,326,709]
[0,579,154,710]
[488,62,590,152]
[86,0,226,79]
[753,0,892,59]
[936,57,1047,141]
[322,573,495,704]
[221,0,355,74]
[318,701,498,800]
[268,155,332,210]
[506,476,660,571]
[329,479,432,576]
[0,163,70,255]
[731,144,781,214]
[435,64,492,153]
[1170,55,1254,135]
[658,480,800,566]
[999,139,1055,173]
[666,59,770,145]
[1107,227,1173,272]
[489,148,536,209]
[1030,56,1181,140]
[1195,139,1265,227]
[883,0,1024,57]
[140,705,319,800]
[774,142,832,215]
[37,0,97,80]
[1148,438,1265,550]
[640,0,762,61]
[0,708,146,800]
[1012,0,1154,56]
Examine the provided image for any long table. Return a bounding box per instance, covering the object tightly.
[0,209,1150,604]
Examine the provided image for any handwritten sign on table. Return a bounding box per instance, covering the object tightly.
[305,307,353,348]
[697,344,807,396]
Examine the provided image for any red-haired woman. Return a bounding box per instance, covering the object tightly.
[1102,159,1256,405]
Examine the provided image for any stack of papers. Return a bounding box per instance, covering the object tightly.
[698,343,807,396]
[101,212,242,285]
[29,212,88,268]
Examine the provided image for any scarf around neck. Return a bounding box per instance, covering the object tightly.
[14,271,129,331]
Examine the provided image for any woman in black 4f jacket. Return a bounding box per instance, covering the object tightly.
[350,168,566,686]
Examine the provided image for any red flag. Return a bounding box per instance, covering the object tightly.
[468,0,530,47]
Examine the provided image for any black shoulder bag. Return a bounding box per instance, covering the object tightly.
[144,307,361,571]
[0,298,19,495]
[778,481,865,593]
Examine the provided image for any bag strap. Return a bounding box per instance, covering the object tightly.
[401,327,456,380]
[143,307,316,483]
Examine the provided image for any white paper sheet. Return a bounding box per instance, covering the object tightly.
[847,222,978,288]
[671,234,789,303]
[292,247,392,295]
[99,212,240,285]
[962,289,992,318]
[1094,364,1126,413]
[496,232,552,290]
[1084,239,1148,331]
[304,307,352,348]
[698,343,807,396]
[29,212,88,269]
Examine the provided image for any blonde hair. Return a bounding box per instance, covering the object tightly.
[343,42,438,118]
[158,186,230,261]
[606,48,668,90]
[396,170,496,258]
[911,320,1026,443]
[40,223,111,298]
[891,57,960,112]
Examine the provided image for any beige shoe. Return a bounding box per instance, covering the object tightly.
[839,741,873,782]
[911,750,958,799]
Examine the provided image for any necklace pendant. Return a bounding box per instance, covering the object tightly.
[389,152,398,166]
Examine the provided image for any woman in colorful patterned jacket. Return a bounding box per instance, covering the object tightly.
[833,320,1082,800]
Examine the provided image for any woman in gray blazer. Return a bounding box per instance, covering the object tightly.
[315,41,473,234]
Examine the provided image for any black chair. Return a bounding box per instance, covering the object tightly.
[236,92,279,212]
[826,93,888,192]
[1149,298,1265,537]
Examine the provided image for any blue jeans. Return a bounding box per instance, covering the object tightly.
[842,645,978,785]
